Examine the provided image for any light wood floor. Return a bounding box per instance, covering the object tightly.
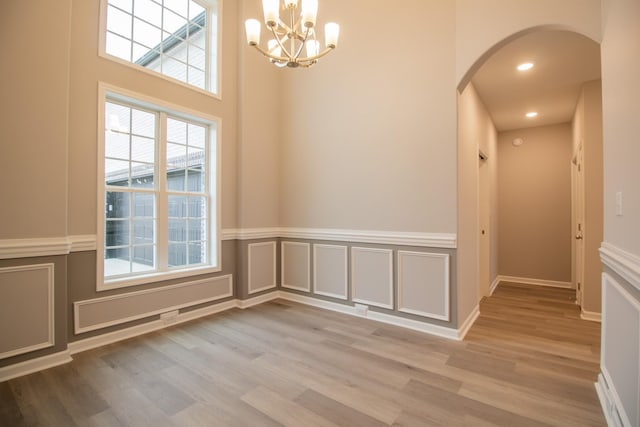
[0,282,605,426]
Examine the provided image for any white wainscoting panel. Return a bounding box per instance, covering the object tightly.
[351,247,393,309]
[281,242,311,292]
[313,244,348,300]
[0,264,55,360]
[248,242,277,294]
[397,251,450,321]
[74,275,233,334]
[601,273,640,427]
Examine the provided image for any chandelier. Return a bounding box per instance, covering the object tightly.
[244,0,340,68]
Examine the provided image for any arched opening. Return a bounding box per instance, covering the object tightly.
[457,27,603,320]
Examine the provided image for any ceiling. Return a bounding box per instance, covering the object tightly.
[471,30,601,132]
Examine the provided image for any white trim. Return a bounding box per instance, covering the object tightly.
[0,238,71,259]
[457,305,480,340]
[278,291,461,340]
[222,228,281,241]
[397,251,450,321]
[494,275,573,289]
[220,227,456,248]
[236,292,280,309]
[351,247,394,310]
[69,299,237,355]
[595,375,616,427]
[489,276,500,295]
[580,309,602,322]
[0,227,454,259]
[313,244,348,300]
[281,241,311,292]
[280,228,456,248]
[600,242,640,292]
[0,350,72,383]
[96,83,223,292]
[69,235,97,252]
[600,272,640,427]
[74,275,233,334]
[599,367,634,427]
[247,241,277,294]
[0,264,55,360]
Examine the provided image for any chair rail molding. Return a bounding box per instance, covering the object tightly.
[600,242,640,291]
[222,227,457,248]
[0,235,97,259]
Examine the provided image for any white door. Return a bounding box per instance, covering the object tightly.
[572,143,585,306]
[479,152,490,297]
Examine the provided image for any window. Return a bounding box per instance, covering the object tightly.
[99,85,220,289]
[102,0,219,95]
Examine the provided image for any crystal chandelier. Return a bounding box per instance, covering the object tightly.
[244,0,340,68]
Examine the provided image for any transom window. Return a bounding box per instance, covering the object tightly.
[103,0,219,94]
[99,87,220,289]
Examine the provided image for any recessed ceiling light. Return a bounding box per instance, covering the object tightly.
[526,112,538,118]
[517,62,534,71]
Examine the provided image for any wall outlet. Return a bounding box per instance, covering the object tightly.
[160,309,179,324]
[354,303,369,316]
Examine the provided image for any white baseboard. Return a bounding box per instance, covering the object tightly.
[237,291,280,309]
[596,371,629,427]
[457,305,480,340]
[4,289,469,381]
[495,275,573,289]
[277,290,462,341]
[580,309,602,322]
[489,277,500,295]
[0,350,72,383]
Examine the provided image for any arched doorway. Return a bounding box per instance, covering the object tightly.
[457,28,603,319]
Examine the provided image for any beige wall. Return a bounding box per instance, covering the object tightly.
[601,0,640,255]
[0,0,72,239]
[457,83,497,323]
[572,80,603,314]
[455,0,602,89]
[236,0,282,229]
[498,124,572,282]
[279,0,457,233]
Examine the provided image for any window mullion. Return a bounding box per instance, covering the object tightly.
[157,111,169,272]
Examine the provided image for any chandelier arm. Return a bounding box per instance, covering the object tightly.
[289,7,296,59]
[292,27,311,61]
[269,26,293,60]
[251,43,288,63]
[300,46,335,63]
[275,18,292,35]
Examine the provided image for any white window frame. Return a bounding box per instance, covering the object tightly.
[97,82,221,291]
[98,0,223,99]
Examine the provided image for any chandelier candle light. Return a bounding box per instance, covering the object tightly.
[245,0,340,68]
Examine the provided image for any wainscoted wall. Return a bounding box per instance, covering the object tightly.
[74,275,233,334]
[597,244,640,427]
[247,241,278,294]
[67,240,238,342]
[0,256,67,369]
[313,244,348,300]
[1,229,460,380]
[275,233,457,328]
[0,264,54,359]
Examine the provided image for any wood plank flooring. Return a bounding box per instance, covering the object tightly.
[0,282,605,426]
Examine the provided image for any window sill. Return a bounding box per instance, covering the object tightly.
[97,264,222,291]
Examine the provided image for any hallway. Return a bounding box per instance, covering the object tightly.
[1,284,605,426]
